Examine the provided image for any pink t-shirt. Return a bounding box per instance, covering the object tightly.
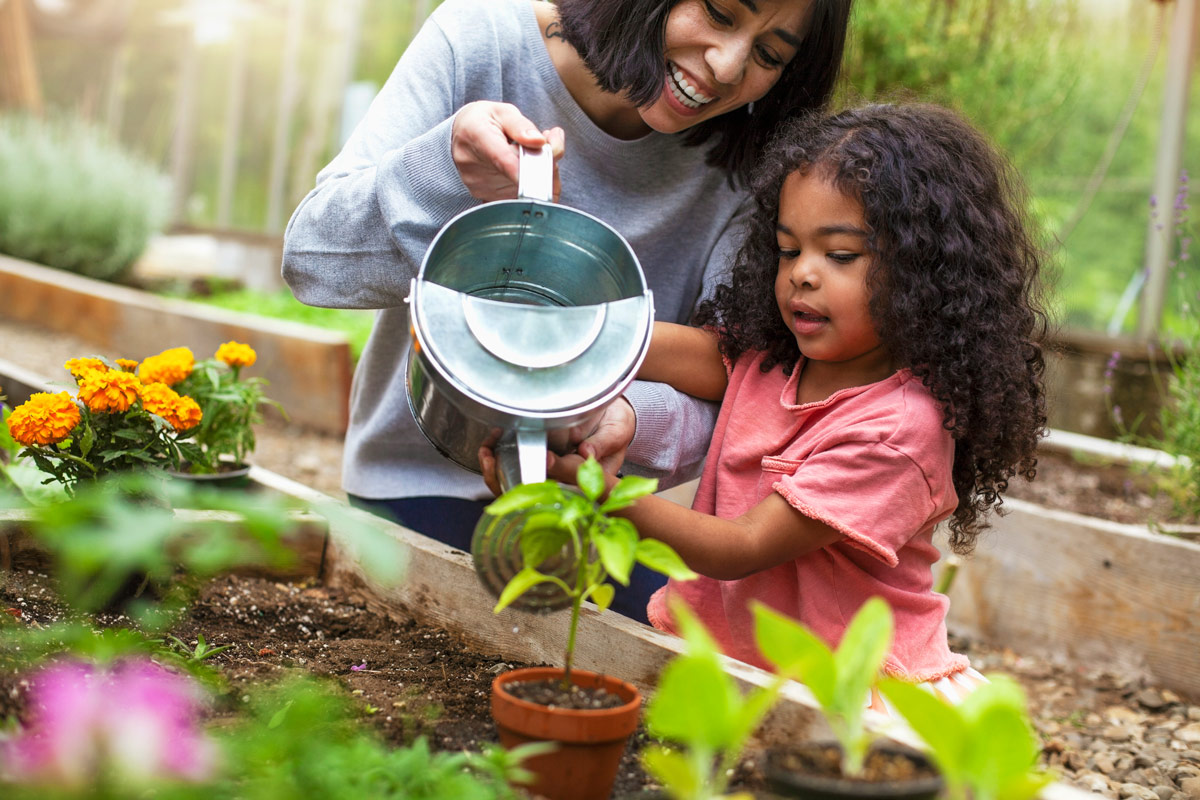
[647,351,970,682]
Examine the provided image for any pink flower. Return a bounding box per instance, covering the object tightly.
[0,658,216,788]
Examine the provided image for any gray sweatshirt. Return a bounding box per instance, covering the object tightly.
[282,0,750,500]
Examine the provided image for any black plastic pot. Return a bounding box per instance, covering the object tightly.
[765,741,943,800]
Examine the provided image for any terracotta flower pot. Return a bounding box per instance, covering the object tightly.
[765,741,943,800]
[491,666,642,800]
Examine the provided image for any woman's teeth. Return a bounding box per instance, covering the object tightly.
[668,63,713,109]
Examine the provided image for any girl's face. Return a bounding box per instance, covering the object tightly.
[774,170,890,373]
[638,0,812,134]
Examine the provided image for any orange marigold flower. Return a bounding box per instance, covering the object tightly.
[140,383,203,432]
[64,357,108,379]
[215,341,257,368]
[115,358,139,372]
[6,392,81,446]
[77,369,142,414]
[138,347,194,386]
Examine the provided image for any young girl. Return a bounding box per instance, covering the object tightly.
[539,102,1049,693]
[282,0,852,622]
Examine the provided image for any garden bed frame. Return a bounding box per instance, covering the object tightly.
[0,364,1145,800]
[0,254,353,435]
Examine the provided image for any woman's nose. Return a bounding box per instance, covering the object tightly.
[705,35,751,86]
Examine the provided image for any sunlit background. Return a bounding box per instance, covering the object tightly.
[1,0,1197,340]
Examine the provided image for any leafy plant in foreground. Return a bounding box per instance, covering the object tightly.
[484,456,695,684]
[880,674,1054,800]
[641,597,783,800]
[753,596,894,777]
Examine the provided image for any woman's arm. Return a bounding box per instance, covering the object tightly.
[639,322,728,401]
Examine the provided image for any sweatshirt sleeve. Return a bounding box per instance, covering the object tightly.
[621,196,749,486]
[281,12,477,310]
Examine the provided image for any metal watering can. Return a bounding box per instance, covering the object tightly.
[405,147,654,610]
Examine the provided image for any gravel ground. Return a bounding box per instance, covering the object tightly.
[2,315,1199,799]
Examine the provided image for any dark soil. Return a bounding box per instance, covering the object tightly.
[505,679,628,710]
[766,742,939,784]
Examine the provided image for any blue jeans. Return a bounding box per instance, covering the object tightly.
[347,494,664,625]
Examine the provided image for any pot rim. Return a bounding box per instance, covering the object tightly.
[492,666,641,716]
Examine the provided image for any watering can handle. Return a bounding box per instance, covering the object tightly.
[517,145,554,203]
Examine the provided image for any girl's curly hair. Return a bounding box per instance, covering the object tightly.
[696,103,1050,552]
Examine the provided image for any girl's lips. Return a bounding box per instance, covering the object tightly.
[791,310,829,336]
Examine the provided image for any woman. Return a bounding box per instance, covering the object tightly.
[282,0,852,621]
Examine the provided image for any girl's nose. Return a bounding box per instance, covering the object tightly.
[705,35,751,86]
[790,258,821,289]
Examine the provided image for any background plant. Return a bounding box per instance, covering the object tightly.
[0,114,169,282]
[880,674,1055,800]
[485,456,694,685]
[174,342,281,472]
[753,597,894,777]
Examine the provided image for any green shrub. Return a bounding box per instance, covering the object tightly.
[0,114,169,282]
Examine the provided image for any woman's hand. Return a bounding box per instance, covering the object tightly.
[451,101,565,202]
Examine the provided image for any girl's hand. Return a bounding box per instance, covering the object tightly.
[569,398,635,476]
[451,101,565,202]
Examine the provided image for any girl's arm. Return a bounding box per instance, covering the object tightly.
[638,322,728,401]
[621,490,843,581]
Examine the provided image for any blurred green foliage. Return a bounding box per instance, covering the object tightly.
[19,0,1200,336]
[0,114,169,281]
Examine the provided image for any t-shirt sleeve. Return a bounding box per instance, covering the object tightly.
[771,440,941,567]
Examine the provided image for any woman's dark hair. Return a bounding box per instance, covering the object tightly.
[555,0,852,185]
[696,103,1050,552]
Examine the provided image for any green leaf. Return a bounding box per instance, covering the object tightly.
[493,567,552,614]
[576,457,606,502]
[635,538,697,581]
[647,653,739,749]
[588,582,614,613]
[877,678,967,791]
[752,603,837,708]
[600,474,658,512]
[78,423,95,458]
[593,518,638,586]
[832,597,893,716]
[642,746,703,798]
[484,481,562,516]
[519,517,571,570]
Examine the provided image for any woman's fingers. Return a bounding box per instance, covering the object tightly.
[452,102,554,201]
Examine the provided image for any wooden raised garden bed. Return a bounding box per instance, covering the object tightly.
[0,254,353,435]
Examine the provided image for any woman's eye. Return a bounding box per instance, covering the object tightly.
[703,0,732,26]
[755,46,784,69]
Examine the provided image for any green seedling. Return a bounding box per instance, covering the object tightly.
[752,596,893,777]
[642,597,782,800]
[166,633,233,663]
[486,456,695,684]
[880,673,1054,800]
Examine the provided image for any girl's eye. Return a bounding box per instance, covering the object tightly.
[703,0,733,26]
[778,248,800,260]
[829,252,860,264]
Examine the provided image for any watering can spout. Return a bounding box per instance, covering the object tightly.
[494,429,547,493]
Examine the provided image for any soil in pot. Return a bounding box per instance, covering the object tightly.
[765,742,942,800]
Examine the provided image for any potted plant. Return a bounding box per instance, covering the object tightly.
[879,674,1054,800]
[751,598,943,800]
[479,456,695,800]
[151,341,281,482]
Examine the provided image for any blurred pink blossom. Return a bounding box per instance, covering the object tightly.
[0,658,216,787]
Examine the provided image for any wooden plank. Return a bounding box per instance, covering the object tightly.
[944,497,1200,696]
[0,255,353,434]
[1,507,328,580]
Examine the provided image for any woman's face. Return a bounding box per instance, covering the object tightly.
[639,0,813,134]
